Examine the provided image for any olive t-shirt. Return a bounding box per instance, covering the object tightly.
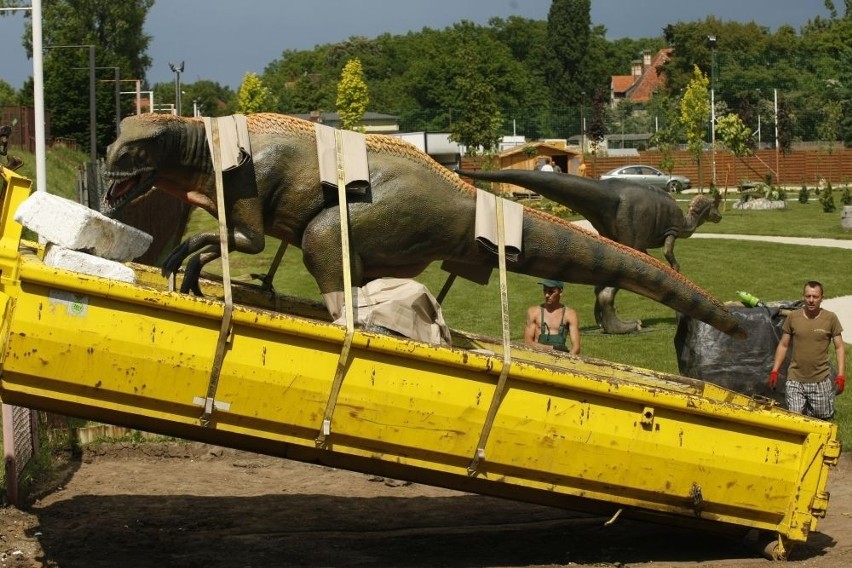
[783,309,843,383]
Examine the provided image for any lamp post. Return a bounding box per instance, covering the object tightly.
[169,61,184,116]
[707,35,718,189]
[46,44,96,164]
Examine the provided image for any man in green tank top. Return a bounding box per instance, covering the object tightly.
[524,279,581,354]
[770,280,846,419]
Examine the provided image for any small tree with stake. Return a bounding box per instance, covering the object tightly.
[680,66,711,192]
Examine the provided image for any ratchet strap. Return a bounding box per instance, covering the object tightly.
[316,128,357,448]
[468,195,513,476]
[199,117,235,427]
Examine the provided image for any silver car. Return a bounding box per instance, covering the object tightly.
[600,165,691,193]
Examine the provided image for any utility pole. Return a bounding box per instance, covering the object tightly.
[169,61,184,116]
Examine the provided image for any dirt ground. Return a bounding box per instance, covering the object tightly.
[1,442,851,568]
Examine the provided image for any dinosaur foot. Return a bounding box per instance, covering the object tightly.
[595,286,643,334]
[600,317,643,335]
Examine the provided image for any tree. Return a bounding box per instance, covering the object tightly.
[816,95,843,180]
[586,88,608,170]
[235,73,274,114]
[447,50,503,156]
[399,21,530,133]
[547,0,593,107]
[336,58,369,132]
[263,46,339,113]
[775,92,795,155]
[715,112,753,188]
[648,94,682,175]
[0,80,20,107]
[11,0,154,155]
[180,80,234,117]
[680,65,711,190]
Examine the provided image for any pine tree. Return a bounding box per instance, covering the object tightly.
[236,73,272,114]
[336,59,369,132]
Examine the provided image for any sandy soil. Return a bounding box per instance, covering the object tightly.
[1,441,851,568]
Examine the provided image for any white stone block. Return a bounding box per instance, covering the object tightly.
[14,191,153,261]
[43,245,137,284]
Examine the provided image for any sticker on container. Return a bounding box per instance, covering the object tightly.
[48,289,89,317]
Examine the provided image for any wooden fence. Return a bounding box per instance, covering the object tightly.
[462,147,852,190]
[1,106,50,154]
[584,148,852,189]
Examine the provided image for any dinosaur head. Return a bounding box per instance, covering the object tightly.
[102,114,185,216]
[688,194,723,225]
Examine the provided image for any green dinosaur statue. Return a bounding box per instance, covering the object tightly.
[455,168,722,334]
[103,113,742,338]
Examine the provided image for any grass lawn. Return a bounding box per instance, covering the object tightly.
[188,191,852,444]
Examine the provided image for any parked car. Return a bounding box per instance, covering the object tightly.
[600,165,691,193]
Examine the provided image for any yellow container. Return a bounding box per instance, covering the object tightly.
[0,168,839,558]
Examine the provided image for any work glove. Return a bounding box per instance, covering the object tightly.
[836,375,846,395]
[769,370,779,390]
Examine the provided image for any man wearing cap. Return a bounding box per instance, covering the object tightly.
[524,279,581,354]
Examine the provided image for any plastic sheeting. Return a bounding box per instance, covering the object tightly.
[674,302,802,402]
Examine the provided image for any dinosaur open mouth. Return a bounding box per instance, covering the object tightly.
[103,169,156,215]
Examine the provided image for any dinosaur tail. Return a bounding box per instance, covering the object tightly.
[517,210,745,338]
[456,168,606,206]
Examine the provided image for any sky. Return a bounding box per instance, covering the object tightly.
[0,0,832,91]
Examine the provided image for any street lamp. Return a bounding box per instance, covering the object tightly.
[169,61,184,116]
[45,44,96,164]
[707,35,718,188]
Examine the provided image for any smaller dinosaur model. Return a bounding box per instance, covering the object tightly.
[456,168,722,334]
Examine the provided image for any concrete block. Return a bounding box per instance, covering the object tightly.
[14,191,153,261]
[44,245,137,283]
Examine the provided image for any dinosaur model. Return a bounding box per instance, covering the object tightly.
[455,168,722,334]
[102,113,742,338]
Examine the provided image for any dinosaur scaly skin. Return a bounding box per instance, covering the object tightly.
[456,169,722,334]
[103,113,743,338]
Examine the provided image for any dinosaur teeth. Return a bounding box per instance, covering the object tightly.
[106,176,138,204]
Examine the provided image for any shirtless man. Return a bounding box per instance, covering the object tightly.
[524,279,581,354]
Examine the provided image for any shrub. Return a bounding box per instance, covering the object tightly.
[819,182,836,213]
[841,185,852,206]
[767,186,786,201]
[798,185,809,204]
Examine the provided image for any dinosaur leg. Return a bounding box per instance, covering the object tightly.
[181,245,221,296]
[300,213,366,320]
[162,220,265,294]
[596,286,643,334]
[593,285,604,326]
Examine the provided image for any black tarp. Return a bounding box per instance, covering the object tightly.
[674,302,803,402]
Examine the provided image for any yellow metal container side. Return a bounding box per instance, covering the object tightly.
[0,168,839,554]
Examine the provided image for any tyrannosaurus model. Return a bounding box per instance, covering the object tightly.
[103,113,742,339]
[456,168,722,334]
